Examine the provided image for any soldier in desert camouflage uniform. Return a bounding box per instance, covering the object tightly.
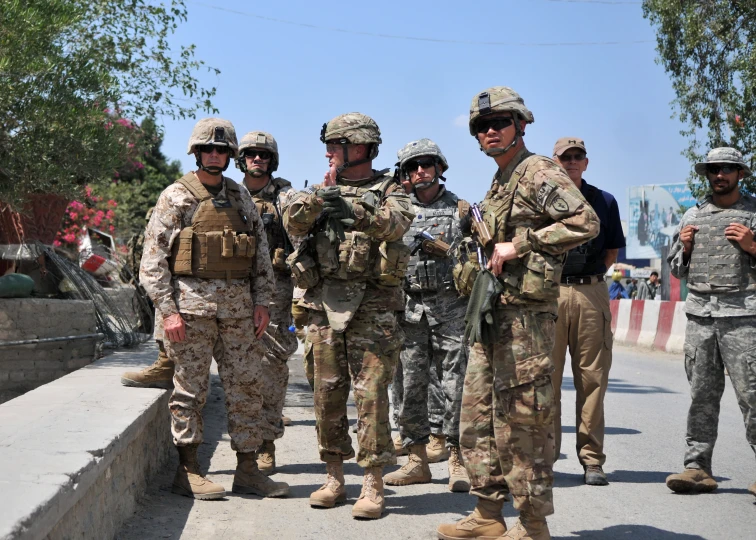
[665,147,756,500]
[283,113,414,519]
[236,131,299,475]
[437,88,599,540]
[385,139,470,493]
[140,118,289,500]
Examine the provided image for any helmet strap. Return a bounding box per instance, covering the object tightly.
[195,150,228,176]
[483,120,521,157]
[335,142,371,175]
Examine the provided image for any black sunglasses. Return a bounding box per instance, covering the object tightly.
[706,164,741,175]
[559,152,587,163]
[404,157,437,172]
[198,144,230,155]
[244,150,272,160]
[475,117,514,134]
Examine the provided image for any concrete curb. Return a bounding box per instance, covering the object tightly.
[610,299,687,354]
[0,343,170,540]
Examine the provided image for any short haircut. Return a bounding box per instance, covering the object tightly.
[650,271,659,278]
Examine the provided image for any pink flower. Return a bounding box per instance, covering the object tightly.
[109,225,115,233]
[69,212,78,220]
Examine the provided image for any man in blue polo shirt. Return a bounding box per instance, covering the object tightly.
[550,137,626,486]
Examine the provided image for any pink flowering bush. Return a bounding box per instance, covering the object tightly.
[54,186,118,250]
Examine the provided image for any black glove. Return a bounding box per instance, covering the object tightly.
[321,196,355,222]
[463,269,504,346]
[316,186,341,201]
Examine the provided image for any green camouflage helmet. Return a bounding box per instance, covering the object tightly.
[468,87,534,136]
[187,118,239,158]
[238,131,279,172]
[397,138,449,173]
[320,112,382,159]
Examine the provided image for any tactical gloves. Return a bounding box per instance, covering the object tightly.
[317,187,356,224]
[463,269,504,346]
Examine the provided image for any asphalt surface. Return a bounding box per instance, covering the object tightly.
[116,344,756,540]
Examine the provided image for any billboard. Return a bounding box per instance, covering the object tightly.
[626,183,697,260]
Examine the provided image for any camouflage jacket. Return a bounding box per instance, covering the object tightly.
[140,174,275,318]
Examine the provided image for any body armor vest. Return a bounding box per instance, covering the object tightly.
[169,174,256,280]
[687,195,756,293]
[404,189,461,292]
[251,177,291,271]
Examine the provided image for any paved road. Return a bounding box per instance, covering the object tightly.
[116,345,756,540]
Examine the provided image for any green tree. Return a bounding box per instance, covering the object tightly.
[643,1,756,196]
[0,0,217,208]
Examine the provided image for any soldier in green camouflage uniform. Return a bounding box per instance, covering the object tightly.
[437,88,599,540]
[236,131,299,475]
[283,113,414,519]
[385,139,470,493]
[665,147,756,500]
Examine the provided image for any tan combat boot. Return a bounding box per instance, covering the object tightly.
[121,349,174,389]
[749,481,756,498]
[309,461,347,508]
[385,443,432,486]
[448,445,470,493]
[256,440,276,475]
[232,451,289,497]
[282,415,292,426]
[352,466,384,519]
[501,514,551,540]
[394,434,408,456]
[665,468,718,493]
[427,433,449,463]
[171,444,225,500]
[437,498,507,539]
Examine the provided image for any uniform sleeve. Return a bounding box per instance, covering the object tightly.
[667,207,697,279]
[240,186,275,307]
[283,188,324,237]
[278,187,306,251]
[512,167,600,257]
[139,187,186,317]
[604,195,626,250]
[353,192,415,242]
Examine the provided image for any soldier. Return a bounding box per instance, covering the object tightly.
[236,131,299,475]
[550,137,626,486]
[140,118,289,500]
[385,139,470,493]
[283,113,414,519]
[437,88,599,540]
[665,147,756,499]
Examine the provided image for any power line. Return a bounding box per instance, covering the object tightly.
[188,2,651,47]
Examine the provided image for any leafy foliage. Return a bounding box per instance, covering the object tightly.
[0,0,216,207]
[643,1,756,196]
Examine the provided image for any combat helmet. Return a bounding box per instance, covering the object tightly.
[187,118,238,175]
[320,112,381,174]
[396,138,448,188]
[469,87,534,156]
[237,131,279,174]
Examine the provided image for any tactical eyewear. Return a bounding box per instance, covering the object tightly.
[475,117,514,134]
[559,152,587,162]
[706,164,741,175]
[404,157,437,172]
[198,144,230,155]
[325,139,350,153]
[244,150,272,160]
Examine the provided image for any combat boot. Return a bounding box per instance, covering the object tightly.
[749,481,756,498]
[171,444,225,500]
[427,433,449,463]
[121,350,174,389]
[394,434,408,456]
[256,440,276,475]
[437,498,507,539]
[232,451,289,497]
[282,415,292,426]
[448,445,470,492]
[665,468,718,493]
[352,466,384,519]
[385,444,431,486]
[309,461,347,508]
[501,514,551,540]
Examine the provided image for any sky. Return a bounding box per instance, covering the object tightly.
[156,0,689,221]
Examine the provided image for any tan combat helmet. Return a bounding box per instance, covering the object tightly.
[187,118,239,175]
[396,138,449,188]
[237,131,280,173]
[320,112,382,174]
[468,87,534,156]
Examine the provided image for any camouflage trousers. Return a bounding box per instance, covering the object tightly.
[392,315,467,448]
[683,315,756,472]
[259,272,298,441]
[164,315,266,453]
[461,307,556,518]
[305,306,401,468]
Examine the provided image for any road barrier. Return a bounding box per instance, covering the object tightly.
[609,300,687,354]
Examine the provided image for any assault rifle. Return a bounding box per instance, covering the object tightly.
[409,230,452,258]
[470,203,491,266]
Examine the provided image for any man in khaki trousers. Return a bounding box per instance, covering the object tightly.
[551,137,626,486]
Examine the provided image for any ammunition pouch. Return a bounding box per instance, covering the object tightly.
[170,225,256,280]
[501,251,563,302]
[414,260,439,291]
[453,260,480,297]
[377,240,411,286]
[287,244,321,289]
[272,247,289,271]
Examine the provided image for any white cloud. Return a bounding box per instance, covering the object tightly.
[453,114,468,128]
